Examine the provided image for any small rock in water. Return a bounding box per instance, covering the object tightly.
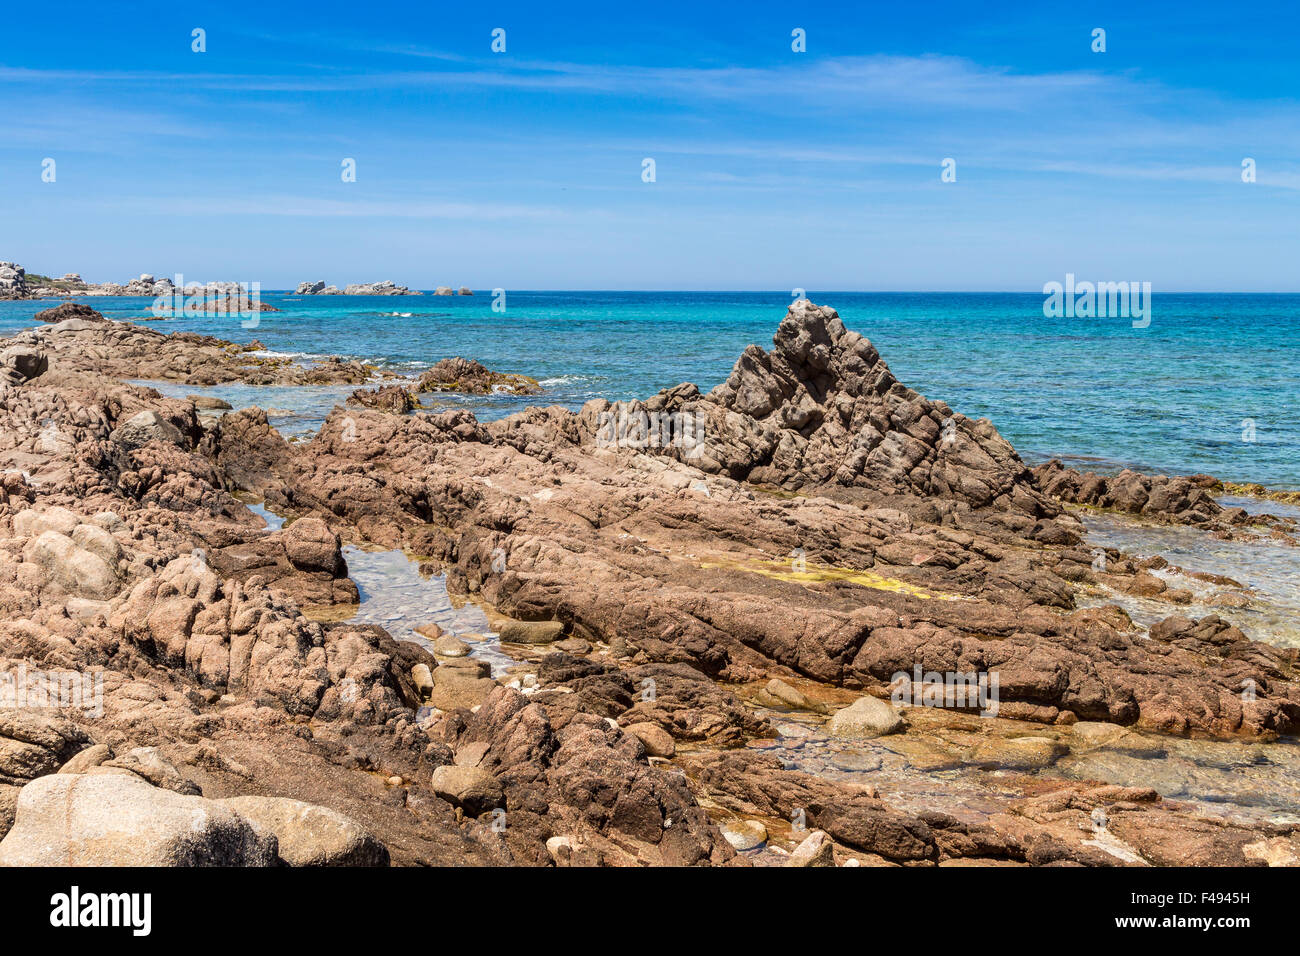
[775,721,815,739]
[970,736,1068,770]
[415,622,443,640]
[756,677,828,714]
[721,819,768,851]
[188,395,233,410]
[497,619,565,644]
[432,635,471,657]
[826,696,903,738]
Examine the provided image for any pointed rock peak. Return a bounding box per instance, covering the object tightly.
[709,300,894,421]
[698,301,1056,516]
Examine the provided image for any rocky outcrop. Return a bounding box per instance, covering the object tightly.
[413,357,539,396]
[234,301,1300,741]
[341,281,419,296]
[298,280,421,295]
[33,302,105,323]
[3,318,379,386]
[1034,460,1223,525]
[347,384,417,414]
[643,300,1061,514]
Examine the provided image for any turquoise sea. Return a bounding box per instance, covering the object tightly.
[2,292,1296,488]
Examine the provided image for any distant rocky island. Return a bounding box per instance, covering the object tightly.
[0,263,270,305]
[294,281,472,296]
[0,263,471,300]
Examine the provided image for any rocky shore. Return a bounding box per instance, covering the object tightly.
[1,299,1297,868]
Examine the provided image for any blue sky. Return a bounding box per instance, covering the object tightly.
[2,0,1298,290]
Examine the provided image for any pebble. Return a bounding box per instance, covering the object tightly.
[432,635,471,657]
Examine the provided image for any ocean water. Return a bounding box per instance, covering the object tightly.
[2,291,1296,487]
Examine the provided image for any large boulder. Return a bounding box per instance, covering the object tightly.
[429,765,503,816]
[22,530,121,600]
[13,507,80,537]
[282,517,345,575]
[217,796,390,866]
[110,410,185,450]
[0,774,279,866]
